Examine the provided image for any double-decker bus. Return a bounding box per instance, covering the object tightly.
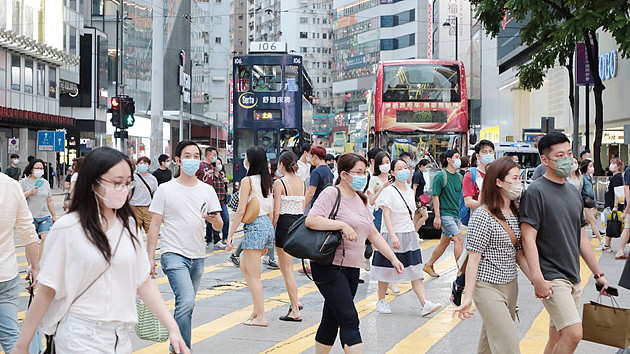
[232,52,313,183]
[370,59,468,164]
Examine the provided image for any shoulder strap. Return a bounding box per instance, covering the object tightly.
[279,178,288,195]
[392,185,413,220]
[470,167,477,188]
[329,186,342,220]
[442,170,447,189]
[363,173,371,193]
[481,207,517,247]
[136,173,154,198]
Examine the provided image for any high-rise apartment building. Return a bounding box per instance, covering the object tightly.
[250,0,334,117]
[332,0,429,120]
[230,0,248,55]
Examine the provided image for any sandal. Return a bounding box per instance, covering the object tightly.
[615,254,628,260]
[243,319,268,327]
[279,305,303,322]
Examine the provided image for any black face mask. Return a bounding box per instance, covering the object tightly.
[328,163,335,169]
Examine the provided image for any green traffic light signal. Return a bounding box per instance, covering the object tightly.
[126,114,135,127]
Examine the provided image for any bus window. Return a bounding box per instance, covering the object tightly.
[236,66,250,91]
[285,66,299,92]
[258,130,278,159]
[236,129,254,159]
[252,65,281,92]
[280,128,300,150]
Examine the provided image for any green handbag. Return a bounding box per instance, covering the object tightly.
[135,297,169,342]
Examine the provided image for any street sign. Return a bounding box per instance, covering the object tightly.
[37,131,65,152]
[8,138,19,154]
[541,117,555,133]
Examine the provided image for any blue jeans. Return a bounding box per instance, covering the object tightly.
[161,252,204,349]
[211,204,230,244]
[0,275,19,353]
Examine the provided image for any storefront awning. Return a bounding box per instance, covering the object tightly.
[0,106,75,128]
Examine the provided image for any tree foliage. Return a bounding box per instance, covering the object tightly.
[470,0,630,174]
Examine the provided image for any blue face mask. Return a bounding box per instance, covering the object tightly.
[211,155,217,163]
[480,154,495,166]
[137,164,149,173]
[396,169,410,182]
[349,174,367,191]
[181,158,200,176]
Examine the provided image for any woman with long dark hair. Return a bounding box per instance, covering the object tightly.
[453,157,532,353]
[272,151,304,322]
[226,146,274,327]
[305,153,404,353]
[19,159,56,258]
[13,147,189,354]
[580,159,603,244]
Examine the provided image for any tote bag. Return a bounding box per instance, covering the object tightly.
[135,297,169,342]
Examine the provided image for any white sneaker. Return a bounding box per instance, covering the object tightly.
[386,283,401,295]
[376,299,392,314]
[596,245,613,252]
[421,301,442,317]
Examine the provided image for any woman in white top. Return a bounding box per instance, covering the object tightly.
[20,158,56,258]
[566,156,582,191]
[272,151,305,322]
[371,159,441,317]
[12,147,189,354]
[227,146,275,327]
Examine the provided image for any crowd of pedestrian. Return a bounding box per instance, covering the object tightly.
[2,131,630,354]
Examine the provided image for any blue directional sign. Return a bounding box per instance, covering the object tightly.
[38,131,65,152]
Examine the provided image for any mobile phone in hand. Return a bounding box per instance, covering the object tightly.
[596,282,619,296]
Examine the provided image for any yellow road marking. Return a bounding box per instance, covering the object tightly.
[260,248,456,353]
[135,278,320,353]
[519,240,603,353]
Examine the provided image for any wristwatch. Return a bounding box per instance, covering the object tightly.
[593,273,604,279]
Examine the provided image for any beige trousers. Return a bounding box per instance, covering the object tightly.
[473,279,520,354]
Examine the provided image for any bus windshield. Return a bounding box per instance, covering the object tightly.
[383,64,461,103]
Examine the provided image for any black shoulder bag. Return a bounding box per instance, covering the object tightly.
[284,186,343,267]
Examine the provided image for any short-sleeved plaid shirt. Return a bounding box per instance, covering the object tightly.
[467,208,523,284]
[213,171,228,205]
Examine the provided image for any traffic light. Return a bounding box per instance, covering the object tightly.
[120,97,136,128]
[109,97,121,128]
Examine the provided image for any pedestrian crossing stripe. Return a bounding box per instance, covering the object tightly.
[259,251,457,353]
[519,239,603,353]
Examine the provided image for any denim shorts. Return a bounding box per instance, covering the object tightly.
[441,215,461,237]
[33,216,53,236]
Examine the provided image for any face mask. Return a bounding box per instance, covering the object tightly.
[137,164,149,173]
[95,181,129,210]
[33,169,44,178]
[347,174,367,191]
[275,169,283,178]
[480,154,495,166]
[407,161,413,168]
[572,163,579,172]
[328,163,335,170]
[396,169,410,182]
[216,164,223,171]
[259,80,264,86]
[164,161,171,168]
[13,159,19,165]
[504,181,523,200]
[588,166,595,175]
[262,140,270,147]
[379,164,390,173]
[452,158,462,169]
[211,155,217,163]
[181,158,200,176]
[549,156,574,178]
[305,155,311,163]
[610,164,618,172]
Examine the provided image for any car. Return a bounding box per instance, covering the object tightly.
[495,142,541,189]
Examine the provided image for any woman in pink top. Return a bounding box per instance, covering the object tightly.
[306,153,403,354]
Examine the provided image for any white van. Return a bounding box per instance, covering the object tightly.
[495,142,541,187]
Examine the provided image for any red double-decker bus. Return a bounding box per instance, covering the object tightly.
[369,59,468,163]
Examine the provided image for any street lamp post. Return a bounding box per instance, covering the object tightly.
[442,16,458,61]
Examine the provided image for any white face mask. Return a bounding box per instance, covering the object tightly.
[33,169,44,178]
[164,161,171,168]
[13,159,19,165]
[610,164,618,172]
[379,164,390,173]
[216,164,223,171]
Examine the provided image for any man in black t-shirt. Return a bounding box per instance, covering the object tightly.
[521,132,610,353]
[153,154,173,185]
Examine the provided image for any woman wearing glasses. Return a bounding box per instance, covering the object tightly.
[13,147,190,354]
[305,153,404,354]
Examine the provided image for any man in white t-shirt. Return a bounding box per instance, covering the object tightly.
[148,140,222,349]
[296,143,311,185]
[0,172,40,353]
